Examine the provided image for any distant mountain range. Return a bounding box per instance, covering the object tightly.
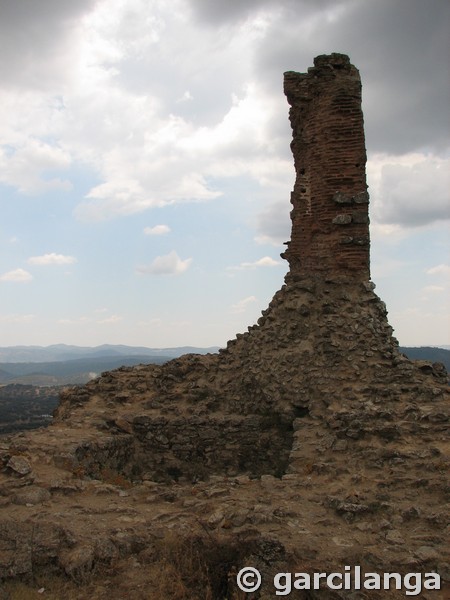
[0,344,221,386]
[0,344,448,434]
[0,344,447,387]
[0,344,220,363]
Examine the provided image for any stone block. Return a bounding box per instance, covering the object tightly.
[332,214,352,225]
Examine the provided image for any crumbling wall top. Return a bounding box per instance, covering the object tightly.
[283,53,370,281]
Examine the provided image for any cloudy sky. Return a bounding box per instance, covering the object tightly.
[0,0,449,349]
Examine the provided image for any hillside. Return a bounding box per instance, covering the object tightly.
[0,345,219,385]
[399,346,450,373]
[0,355,170,386]
[0,384,60,435]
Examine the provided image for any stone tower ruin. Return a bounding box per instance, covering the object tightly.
[283,53,370,280]
[1,54,448,592]
[47,54,448,485]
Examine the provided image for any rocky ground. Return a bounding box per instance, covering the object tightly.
[0,279,448,599]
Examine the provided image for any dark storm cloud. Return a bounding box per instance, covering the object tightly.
[336,0,450,155]
[0,0,98,88]
[188,0,273,24]
[0,0,96,36]
[189,0,339,25]
[253,0,450,155]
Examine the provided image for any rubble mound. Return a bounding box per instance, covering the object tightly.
[0,54,448,599]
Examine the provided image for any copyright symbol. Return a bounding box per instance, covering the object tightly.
[236,567,262,593]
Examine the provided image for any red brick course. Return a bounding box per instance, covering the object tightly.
[283,53,370,280]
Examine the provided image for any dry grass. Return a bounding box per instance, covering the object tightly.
[99,467,133,489]
[0,533,253,600]
[1,575,86,600]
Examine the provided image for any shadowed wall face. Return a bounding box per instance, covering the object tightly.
[283,53,370,281]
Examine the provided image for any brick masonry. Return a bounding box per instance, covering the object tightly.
[283,53,370,280]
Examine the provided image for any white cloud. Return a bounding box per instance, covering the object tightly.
[368,153,450,228]
[0,139,72,194]
[58,310,122,325]
[177,90,193,103]
[73,165,222,222]
[369,222,409,245]
[1,0,290,222]
[0,268,33,282]
[370,258,407,280]
[255,0,450,155]
[97,314,122,324]
[136,250,192,275]
[1,0,448,224]
[28,253,77,266]
[0,313,35,323]
[255,200,291,246]
[178,83,268,154]
[427,264,450,276]
[227,256,281,271]
[138,318,163,327]
[422,285,445,294]
[58,317,90,324]
[388,305,450,347]
[144,225,171,236]
[231,295,257,313]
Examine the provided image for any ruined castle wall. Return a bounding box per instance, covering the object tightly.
[283,53,370,280]
[45,55,448,489]
[65,413,294,483]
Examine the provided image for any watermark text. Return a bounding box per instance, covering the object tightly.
[236,566,440,596]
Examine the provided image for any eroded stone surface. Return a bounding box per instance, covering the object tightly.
[6,455,32,476]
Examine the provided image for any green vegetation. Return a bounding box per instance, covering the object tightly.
[0,384,59,434]
[0,355,169,386]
